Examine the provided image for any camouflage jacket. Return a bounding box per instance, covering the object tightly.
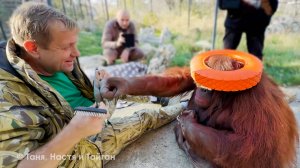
[0,40,102,167]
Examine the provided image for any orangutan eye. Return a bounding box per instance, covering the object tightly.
[200,88,208,92]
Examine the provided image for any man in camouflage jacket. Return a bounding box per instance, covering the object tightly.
[0,2,183,168]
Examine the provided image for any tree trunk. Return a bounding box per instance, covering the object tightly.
[84,4,89,20]
[87,0,94,20]
[123,0,127,10]
[61,0,66,14]
[211,0,219,49]
[132,0,134,9]
[104,0,109,21]
[117,0,121,8]
[296,0,298,16]
[47,0,52,6]
[165,0,175,11]
[0,20,7,41]
[79,0,84,19]
[70,0,77,21]
[179,0,183,16]
[188,0,192,28]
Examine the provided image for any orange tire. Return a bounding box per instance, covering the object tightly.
[190,49,263,91]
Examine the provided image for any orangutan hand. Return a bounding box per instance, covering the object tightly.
[179,110,197,123]
[177,110,197,136]
[100,77,129,99]
[174,123,186,150]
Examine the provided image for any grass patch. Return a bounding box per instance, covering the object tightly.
[263,33,300,85]
[78,31,102,56]
[171,35,195,66]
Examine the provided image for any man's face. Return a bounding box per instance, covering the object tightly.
[117,13,130,29]
[36,21,80,75]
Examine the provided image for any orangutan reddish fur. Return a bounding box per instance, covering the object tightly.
[102,55,299,167]
[149,56,299,167]
[184,73,299,167]
[173,56,299,168]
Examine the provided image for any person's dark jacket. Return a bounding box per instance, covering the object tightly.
[225,0,278,32]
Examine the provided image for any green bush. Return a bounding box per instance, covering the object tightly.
[78,31,102,56]
[142,13,159,27]
[171,36,194,66]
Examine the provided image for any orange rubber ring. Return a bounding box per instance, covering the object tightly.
[190,49,263,91]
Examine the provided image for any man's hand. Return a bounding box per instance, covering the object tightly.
[17,104,109,168]
[70,105,110,138]
[96,69,111,80]
[100,77,129,100]
[116,32,125,47]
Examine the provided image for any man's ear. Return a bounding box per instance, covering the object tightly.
[23,40,39,58]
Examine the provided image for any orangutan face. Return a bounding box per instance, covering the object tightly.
[193,87,213,109]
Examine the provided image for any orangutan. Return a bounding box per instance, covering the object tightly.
[100,54,298,168]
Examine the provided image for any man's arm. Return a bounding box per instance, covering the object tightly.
[101,20,119,49]
[0,105,108,168]
[17,114,107,168]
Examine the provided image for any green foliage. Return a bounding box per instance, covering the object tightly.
[78,31,102,56]
[142,13,159,27]
[170,29,211,67]
[265,63,300,86]
[171,34,199,67]
[263,34,300,85]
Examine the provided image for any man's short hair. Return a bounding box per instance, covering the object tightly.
[116,9,130,19]
[9,2,78,48]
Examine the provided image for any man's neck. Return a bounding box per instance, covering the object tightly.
[116,22,127,32]
[22,55,54,76]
